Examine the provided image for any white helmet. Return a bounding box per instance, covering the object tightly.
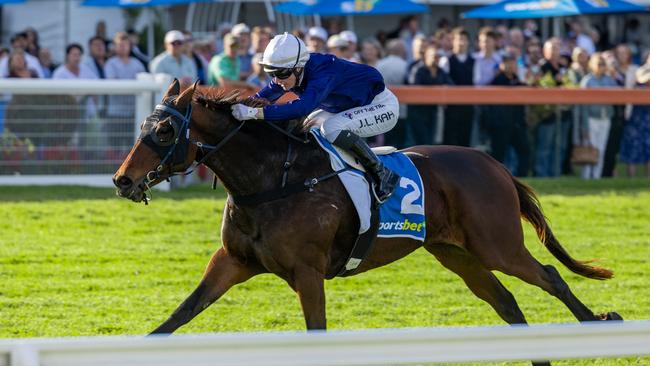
[260,32,310,72]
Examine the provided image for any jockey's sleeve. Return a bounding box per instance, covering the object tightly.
[255,80,285,104]
[261,75,335,121]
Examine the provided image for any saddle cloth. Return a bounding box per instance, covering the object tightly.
[310,129,426,242]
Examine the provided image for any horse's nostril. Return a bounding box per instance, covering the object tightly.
[115,176,133,189]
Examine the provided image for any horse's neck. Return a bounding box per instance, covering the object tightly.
[194,106,325,199]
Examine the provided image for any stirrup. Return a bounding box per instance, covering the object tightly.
[371,182,394,204]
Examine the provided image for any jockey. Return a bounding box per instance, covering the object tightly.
[231,32,400,203]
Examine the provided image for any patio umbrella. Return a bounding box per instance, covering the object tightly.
[462,0,646,19]
[275,0,428,16]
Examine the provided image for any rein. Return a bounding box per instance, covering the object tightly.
[141,96,345,206]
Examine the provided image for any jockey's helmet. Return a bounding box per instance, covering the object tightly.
[260,32,310,77]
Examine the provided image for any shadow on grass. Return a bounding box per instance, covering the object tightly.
[0,178,647,202]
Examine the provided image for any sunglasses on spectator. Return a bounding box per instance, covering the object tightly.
[171,40,184,46]
[268,68,293,80]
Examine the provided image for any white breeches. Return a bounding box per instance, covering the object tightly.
[306,88,399,143]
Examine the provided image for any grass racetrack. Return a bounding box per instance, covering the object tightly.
[1,178,649,365]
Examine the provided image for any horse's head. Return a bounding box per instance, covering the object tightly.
[112,79,199,203]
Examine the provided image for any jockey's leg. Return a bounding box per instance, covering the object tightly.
[321,89,400,203]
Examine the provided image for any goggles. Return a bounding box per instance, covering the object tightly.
[268,68,294,80]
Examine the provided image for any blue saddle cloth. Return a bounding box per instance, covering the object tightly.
[311,129,426,242]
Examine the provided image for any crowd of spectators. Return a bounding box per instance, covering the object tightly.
[2,16,650,179]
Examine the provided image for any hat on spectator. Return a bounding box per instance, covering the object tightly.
[164,30,185,44]
[636,64,650,84]
[307,26,328,42]
[327,35,348,49]
[223,33,240,47]
[231,23,250,36]
[339,30,357,44]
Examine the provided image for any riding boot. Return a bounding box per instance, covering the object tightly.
[333,130,401,203]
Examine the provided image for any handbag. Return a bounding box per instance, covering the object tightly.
[570,145,599,165]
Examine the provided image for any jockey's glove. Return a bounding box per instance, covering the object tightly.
[231,104,264,121]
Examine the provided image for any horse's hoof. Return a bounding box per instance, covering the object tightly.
[598,311,623,321]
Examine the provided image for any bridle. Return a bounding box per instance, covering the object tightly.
[136,95,343,207]
[137,96,245,203]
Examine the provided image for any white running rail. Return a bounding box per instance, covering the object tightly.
[0,74,171,187]
[1,321,649,366]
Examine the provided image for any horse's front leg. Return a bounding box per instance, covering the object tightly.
[291,265,327,330]
[150,247,260,335]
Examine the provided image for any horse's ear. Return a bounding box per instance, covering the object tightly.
[175,80,198,109]
[162,79,181,102]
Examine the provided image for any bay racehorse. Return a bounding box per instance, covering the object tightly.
[113,80,620,364]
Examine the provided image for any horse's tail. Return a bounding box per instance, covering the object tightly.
[513,177,613,280]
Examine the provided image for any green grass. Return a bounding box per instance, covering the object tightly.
[1,178,649,365]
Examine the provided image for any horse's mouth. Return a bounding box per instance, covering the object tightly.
[116,185,146,203]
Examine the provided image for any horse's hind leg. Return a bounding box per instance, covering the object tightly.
[499,252,617,322]
[426,244,551,366]
[150,247,260,335]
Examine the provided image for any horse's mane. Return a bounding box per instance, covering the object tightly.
[194,87,308,134]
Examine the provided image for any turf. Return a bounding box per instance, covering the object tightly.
[0,178,648,365]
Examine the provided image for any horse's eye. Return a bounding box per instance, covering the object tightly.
[156,121,174,141]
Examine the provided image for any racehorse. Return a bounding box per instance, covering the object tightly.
[113,80,620,364]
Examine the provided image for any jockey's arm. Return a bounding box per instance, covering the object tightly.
[255,80,286,104]
[261,76,335,121]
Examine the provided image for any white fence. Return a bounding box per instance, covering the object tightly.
[0,74,171,187]
[1,321,649,366]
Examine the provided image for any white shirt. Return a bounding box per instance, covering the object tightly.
[376,55,408,85]
[577,33,596,55]
[52,63,98,79]
[0,52,44,78]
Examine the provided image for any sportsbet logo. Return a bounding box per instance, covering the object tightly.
[379,218,425,232]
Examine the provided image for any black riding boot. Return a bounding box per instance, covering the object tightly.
[333,130,401,203]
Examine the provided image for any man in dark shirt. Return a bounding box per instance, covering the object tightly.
[486,53,529,176]
[444,27,475,146]
[410,45,454,145]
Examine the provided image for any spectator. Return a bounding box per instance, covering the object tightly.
[433,29,453,58]
[149,30,197,87]
[232,23,253,80]
[377,39,408,147]
[95,20,110,49]
[406,35,429,84]
[127,28,149,70]
[7,51,38,78]
[568,47,589,86]
[444,27,475,147]
[339,30,360,62]
[579,53,618,179]
[486,53,529,176]
[531,37,571,177]
[387,15,422,62]
[207,33,247,87]
[327,35,348,60]
[251,26,273,54]
[359,38,383,68]
[509,27,525,54]
[53,44,96,79]
[571,21,595,55]
[104,32,146,148]
[214,22,233,54]
[182,31,207,85]
[246,53,270,88]
[0,47,9,60]
[377,38,408,85]
[410,45,454,145]
[0,32,44,78]
[619,58,650,177]
[194,36,216,68]
[306,27,328,53]
[37,48,57,78]
[473,27,501,86]
[84,36,107,79]
[522,38,543,84]
[24,27,40,57]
